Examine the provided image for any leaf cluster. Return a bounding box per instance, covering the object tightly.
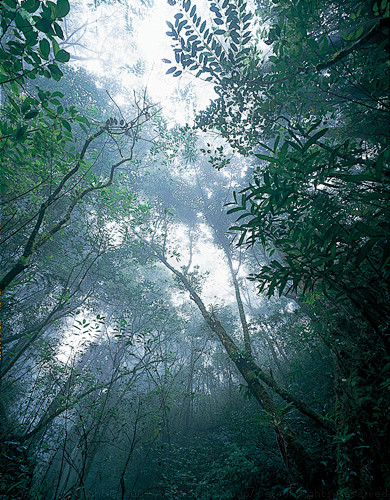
[0,0,71,88]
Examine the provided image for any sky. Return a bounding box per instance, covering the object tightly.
[67,0,217,126]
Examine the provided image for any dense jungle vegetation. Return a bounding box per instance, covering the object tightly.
[0,0,389,498]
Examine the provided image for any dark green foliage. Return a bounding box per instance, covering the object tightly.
[164,0,390,497]
[0,0,70,86]
[228,126,390,325]
[1,0,389,498]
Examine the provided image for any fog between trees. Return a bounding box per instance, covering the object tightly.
[1,0,389,498]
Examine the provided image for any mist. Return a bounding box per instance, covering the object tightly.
[1,0,389,498]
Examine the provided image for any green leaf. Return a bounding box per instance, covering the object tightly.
[55,49,70,62]
[2,0,17,9]
[24,110,39,119]
[307,120,322,135]
[362,192,388,201]
[55,0,70,18]
[10,81,20,94]
[255,153,278,164]
[238,230,246,246]
[48,63,63,80]
[52,38,60,56]
[15,12,32,33]
[53,22,64,39]
[227,206,245,214]
[354,26,364,39]
[76,116,90,126]
[21,99,30,114]
[355,222,382,238]
[302,128,328,152]
[286,140,301,152]
[61,118,71,132]
[22,0,40,13]
[35,17,52,33]
[16,125,27,139]
[39,39,50,59]
[355,239,377,266]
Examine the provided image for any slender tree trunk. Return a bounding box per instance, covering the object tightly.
[142,241,333,489]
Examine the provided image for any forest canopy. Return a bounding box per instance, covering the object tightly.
[0,0,389,499]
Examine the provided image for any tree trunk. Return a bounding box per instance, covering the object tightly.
[144,242,333,489]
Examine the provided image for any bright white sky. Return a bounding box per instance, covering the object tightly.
[132,0,216,123]
[68,0,216,125]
